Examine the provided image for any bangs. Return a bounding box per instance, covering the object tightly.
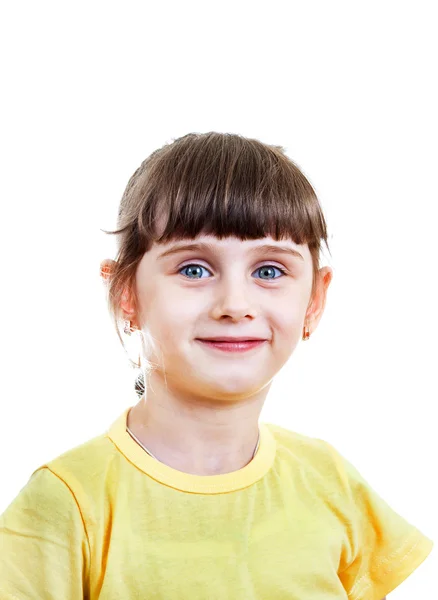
[121,132,328,253]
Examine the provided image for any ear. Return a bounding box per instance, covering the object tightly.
[121,288,136,320]
[100,259,138,325]
[100,259,115,282]
[305,266,333,335]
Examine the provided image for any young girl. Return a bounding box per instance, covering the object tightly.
[0,132,433,598]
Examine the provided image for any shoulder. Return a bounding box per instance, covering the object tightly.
[43,432,116,469]
[28,432,121,516]
[264,421,334,458]
[263,422,344,488]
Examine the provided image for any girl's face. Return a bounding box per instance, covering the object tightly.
[130,234,331,401]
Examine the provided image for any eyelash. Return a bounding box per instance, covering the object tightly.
[178,263,288,280]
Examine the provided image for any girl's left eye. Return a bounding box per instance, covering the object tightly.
[178,264,287,280]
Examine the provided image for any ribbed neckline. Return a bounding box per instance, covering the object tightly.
[106,407,277,494]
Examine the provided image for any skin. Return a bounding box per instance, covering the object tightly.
[100,233,333,476]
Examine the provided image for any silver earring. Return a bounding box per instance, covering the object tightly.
[124,320,132,336]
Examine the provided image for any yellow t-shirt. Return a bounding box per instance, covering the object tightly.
[0,406,433,599]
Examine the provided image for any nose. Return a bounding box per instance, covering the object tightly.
[210,275,258,321]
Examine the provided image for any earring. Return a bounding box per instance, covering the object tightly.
[124,320,132,336]
[302,324,310,341]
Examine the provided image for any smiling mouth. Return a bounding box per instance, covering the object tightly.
[196,339,268,353]
[196,336,268,342]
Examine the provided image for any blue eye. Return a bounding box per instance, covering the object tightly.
[179,264,287,280]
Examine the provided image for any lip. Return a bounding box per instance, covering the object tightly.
[196,337,268,342]
[196,339,268,353]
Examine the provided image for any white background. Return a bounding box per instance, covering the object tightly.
[0,1,436,596]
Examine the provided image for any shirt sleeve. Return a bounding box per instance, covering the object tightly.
[0,466,90,599]
[324,442,434,599]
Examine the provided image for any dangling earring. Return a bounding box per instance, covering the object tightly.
[124,320,132,336]
[302,323,310,341]
[124,319,141,369]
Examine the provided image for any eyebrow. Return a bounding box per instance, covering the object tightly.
[157,242,304,261]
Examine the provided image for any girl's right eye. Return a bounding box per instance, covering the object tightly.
[179,264,211,279]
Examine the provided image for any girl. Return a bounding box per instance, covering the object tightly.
[0,132,433,598]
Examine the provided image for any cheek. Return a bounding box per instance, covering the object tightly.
[146,293,196,341]
[269,299,307,342]
[272,313,302,339]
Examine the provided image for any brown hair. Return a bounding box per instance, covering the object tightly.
[101,132,331,397]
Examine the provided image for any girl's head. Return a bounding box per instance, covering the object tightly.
[101,132,333,400]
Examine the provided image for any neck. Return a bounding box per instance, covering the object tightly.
[126,373,269,476]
